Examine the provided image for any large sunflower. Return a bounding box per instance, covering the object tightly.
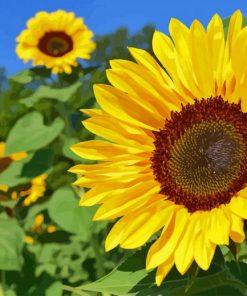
[70,10,247,285]
[16,10,96,74]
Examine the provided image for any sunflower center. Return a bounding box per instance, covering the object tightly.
[38,31,73,57]
[152,97,247,212]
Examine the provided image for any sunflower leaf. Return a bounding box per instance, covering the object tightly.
[47,186,99,239]
[5,111,64,154]
[10,69,34,84]
[20,82,82,107]
[0,218,24,271]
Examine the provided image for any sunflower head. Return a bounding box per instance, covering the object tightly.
[70,10,247,286]
[16,10,96,74]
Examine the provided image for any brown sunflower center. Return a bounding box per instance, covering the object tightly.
[38,31,73,57]
[151,97,247,212]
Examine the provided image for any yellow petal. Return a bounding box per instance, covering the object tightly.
[227,10,243,54]
[93,181,160,220]
[230,213,245,243]
[120,201,175,249]
[94,84,161,130]
[155,256,174,286]
[83,116,153,150]
[194,215,216,270]
[230,196,247,219]
[105,218,126,251]
[190,19,213,97]
[174,213,200,275]
[194,231,216,271]
[71,140,138,161]
[207,14,225,93]
[109,59,180,113]
[146,207,188,270]
[207,207,230,245]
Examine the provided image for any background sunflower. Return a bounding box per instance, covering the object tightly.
[16,10,96,74]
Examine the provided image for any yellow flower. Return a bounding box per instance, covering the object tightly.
[70,10,247,285]
[47,225,57,233]
[21,174,47,206]
[16,10,96,74]
[24,235,35,245]
[32,214,44,233]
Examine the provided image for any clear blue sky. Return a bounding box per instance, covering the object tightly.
[1,0,247,75]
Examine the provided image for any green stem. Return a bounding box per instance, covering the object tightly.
[90,235,105,279]
[62,285,90,296]
[185,265,200,294]
[56,102,72,135]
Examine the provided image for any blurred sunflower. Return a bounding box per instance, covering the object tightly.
[24,214,57,245]
[16,10,96,74]
[70,10,247,285]
[20,174,47,206]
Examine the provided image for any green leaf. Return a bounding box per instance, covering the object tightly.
[21,148,53,178]
[26,274,62,296]
[0,218,24,271]
[80,246,153,295]
[5,111,64,154]
[20,82,82,107]
[47,186,96,238]
[79,246,247,296]
[10,69,34,84]
[62,136,83,162]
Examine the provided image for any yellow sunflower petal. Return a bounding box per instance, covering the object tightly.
[230,213,245,243]
[105,218,126,251]
[120,201,175,249]
[146,208,189,270]
[94,84,163,130]
[230,196,247,219]
[207,207,230,245]
[174,213,200,275]
[71,140,142,161]
[155,256,174,286]
[93,180,160,220]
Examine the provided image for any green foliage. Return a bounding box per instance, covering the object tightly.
[5,111,64,154]
[0,218,24,271]
[1,19,247,296]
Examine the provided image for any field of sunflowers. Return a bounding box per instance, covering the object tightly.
[2,8,247,296]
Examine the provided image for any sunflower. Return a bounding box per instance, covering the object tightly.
[20,174,47,206]
[16,10,96,74]
[70,10,247,285]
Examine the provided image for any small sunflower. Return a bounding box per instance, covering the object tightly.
[70,10,247,285]
[20,174,47,206]
[16,10,96,74]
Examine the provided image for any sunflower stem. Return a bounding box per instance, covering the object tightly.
[90,235,105,279]
[185,265,200,294]
[62,285,90,296]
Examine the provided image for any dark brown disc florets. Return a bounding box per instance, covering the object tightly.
[151,96,247,212]
[38,31,73,57]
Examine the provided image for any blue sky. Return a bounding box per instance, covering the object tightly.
[1,0,247,75]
